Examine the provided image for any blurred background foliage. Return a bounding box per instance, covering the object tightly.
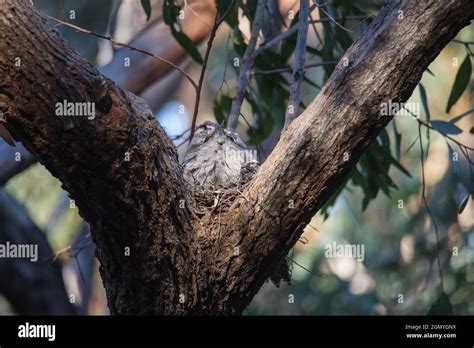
[1,0,472,315]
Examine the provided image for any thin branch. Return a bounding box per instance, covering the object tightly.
[253,60,338,75]
[284,0,310,130]
[417,119,474,154]
[286,256,323,277]
[317,4,353,33]
[46,233,93,262]
[226,0,266,130]
[188,1,235,142]
[402,106,474,157]
[170,127,191,141]
[226,3,321,130]
[218,32,233,94]
[254,14,304,56]
[184,0,212,30]
[452,39,474,45]
[255,3,319,56]
[418,124,444,292]
[309,14,371,23]
[45,15,198,89]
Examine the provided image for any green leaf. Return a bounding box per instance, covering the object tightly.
[431,120,463,135]
[458,194,469,214]
[335,26,353,50]
[392,120,402,160]
[390,157,411,178]
[428,293,453,315]
[213,95,233,125]
[446,55,472,113]
[418,83,430,122]
[172,31,203,64]
[281,14,299,61]
[163,0,203,64]
[450,108,474,124]
[140,0,152,21]
[354,141,400,210]
[217,0,237,26]
[419,83,431,156]
[426,68,435,77]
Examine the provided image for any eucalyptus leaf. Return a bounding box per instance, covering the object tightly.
[140,0,152,21]
[446,55,472,113]
[450,108,474,124]
[419,83,430,122]
[431,120,463,135]
[458,194,469,214]
[163,0,203,64]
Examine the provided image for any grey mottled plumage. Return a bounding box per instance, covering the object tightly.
[181,121,291,287]
[182,121,258,189]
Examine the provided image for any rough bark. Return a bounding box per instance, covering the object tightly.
[0,0,212,185]
[205,0,474,313]
[0,190,75,315]
[0,0,198,315]
[0,0,472,315]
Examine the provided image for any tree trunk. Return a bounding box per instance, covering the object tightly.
[0,0,472,314]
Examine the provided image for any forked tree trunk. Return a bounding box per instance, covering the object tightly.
[0,0,472,314]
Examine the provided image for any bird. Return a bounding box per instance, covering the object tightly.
[181,121,291,287]
[182,121,258,190]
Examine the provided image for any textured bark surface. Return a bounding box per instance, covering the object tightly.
[0,190,75,315]
[0,0,472,315]
[0,0,198,315]
[0,0,213,187]
[206,0,474,313]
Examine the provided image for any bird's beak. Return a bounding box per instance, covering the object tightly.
[217,129,225,145]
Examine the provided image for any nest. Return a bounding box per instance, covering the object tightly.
[188,180,251,241]
[192,182,248,217]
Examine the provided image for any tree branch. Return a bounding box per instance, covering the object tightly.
[283,0,310,129]
[226,0,266,130]
[189,1,235,143]
[0,0,198,315]
[253,60,338,75]
[1,0,472,316]
[226,2,319,130]
[202,0,474,313]
[45,15,198,90]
